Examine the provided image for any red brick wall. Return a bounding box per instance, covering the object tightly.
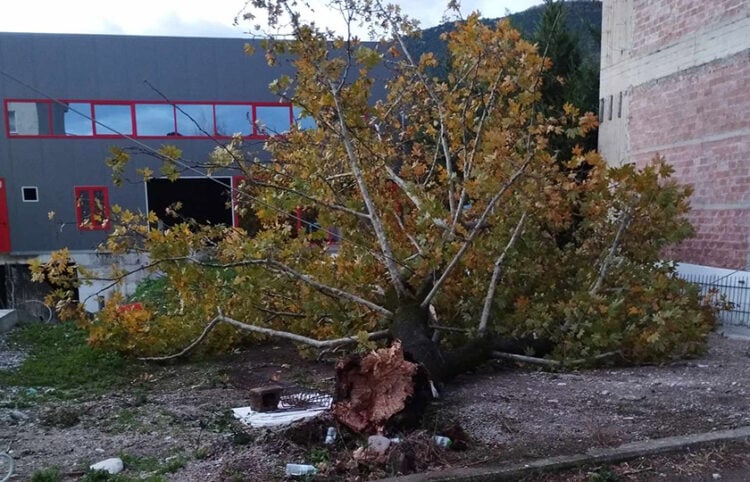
[629,53,750,152]
[632,138,749,206]
[629,52,750,269]
[664,209,749,270]
[632,0,745,56]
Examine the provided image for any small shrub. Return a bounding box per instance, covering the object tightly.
[85,286,246,357]
[40,406,82,428]
[30,467,62,482]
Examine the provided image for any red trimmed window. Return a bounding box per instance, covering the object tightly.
[4,99,296,140]
[74,186,110,230]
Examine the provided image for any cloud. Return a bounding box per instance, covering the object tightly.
[136,12,244,38]
[0,0,542,38]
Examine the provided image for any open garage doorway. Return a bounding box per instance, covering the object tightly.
[146,177,233,228]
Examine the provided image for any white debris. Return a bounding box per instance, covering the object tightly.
[232,393,332,428]
[367,435,391,454]
[90,457,124,474]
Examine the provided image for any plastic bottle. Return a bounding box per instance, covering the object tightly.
[324,427,337,444]
[285,464,318,476]
[432,435,452,448]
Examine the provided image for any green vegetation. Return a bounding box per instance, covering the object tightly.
[118,453,187,476]
[308,447,331,465]
[408,0,601,79]
[127,276,169,309]
[534,0,600,158]
[0,322,136,393]
[36,0,708,374]
[30,467,62,482]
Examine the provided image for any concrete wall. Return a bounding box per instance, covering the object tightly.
[599,0,750,269]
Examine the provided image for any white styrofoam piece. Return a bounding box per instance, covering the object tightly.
[232,394,332,428]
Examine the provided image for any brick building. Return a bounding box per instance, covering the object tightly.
[598,0,749,270]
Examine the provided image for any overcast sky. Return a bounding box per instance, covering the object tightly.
[0,0,543,38]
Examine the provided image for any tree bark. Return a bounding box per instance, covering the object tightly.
[389,302,448,381]
[389,302,499,383]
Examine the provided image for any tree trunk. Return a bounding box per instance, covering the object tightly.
[389,302,499,383]
[389,302,449,381]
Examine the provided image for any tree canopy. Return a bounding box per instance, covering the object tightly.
[34,0,710,379]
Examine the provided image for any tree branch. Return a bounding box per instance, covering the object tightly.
[374,0,456,217]
[265,259,393,317]
[138,255,393,317]
[492,350,622,367]
[139,316,222,361]
[589,209,632,296]
[492,351,562,367]
[421,160,530,308]
[385,164,423,211]
[391,207,424,258]
[449,68,506,236]
[250,179,371,220]
[328,85,407,298]
[139,311,391,361]
[478,212,527,334]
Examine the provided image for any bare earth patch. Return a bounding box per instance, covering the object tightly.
[1,333,749,480]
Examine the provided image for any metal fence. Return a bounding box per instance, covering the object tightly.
[680,273,750,327]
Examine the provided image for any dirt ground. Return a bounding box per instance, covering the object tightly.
[1,331,749,481]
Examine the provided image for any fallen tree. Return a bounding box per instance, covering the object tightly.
[34,0,709,409]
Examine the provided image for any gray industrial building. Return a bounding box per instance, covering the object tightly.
[0,32,315,311]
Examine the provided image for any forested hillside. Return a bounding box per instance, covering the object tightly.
[407,1,602,75]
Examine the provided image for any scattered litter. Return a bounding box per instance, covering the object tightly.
[89,457,124,475]
[367,435,391,455]
[280,389,331,409]
[324,426,337,444]
[232,391,332,428]
[285,463,318,476]
[432,435,452,448]
[430,380,440,399]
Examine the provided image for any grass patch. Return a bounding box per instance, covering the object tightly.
[30,467,62,482]
[119,454,164,473]
[0,322,138,392]
[79,470,166,482]
[74,452,187,482]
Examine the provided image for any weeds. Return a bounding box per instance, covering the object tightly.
[119,452,187,475]
[29,467,61,482]
[0,323,138,392]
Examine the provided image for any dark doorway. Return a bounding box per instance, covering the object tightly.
[147,177,232,227]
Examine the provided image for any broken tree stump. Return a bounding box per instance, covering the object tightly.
[332,341,432,434]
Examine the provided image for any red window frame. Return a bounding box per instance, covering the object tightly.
[4,98,293,140]
[92,101,136,137]
[74,186,110,231]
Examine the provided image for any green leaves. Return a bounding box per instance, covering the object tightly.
[34,1,708,366]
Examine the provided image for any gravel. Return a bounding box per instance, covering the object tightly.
[1,332,749,480]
